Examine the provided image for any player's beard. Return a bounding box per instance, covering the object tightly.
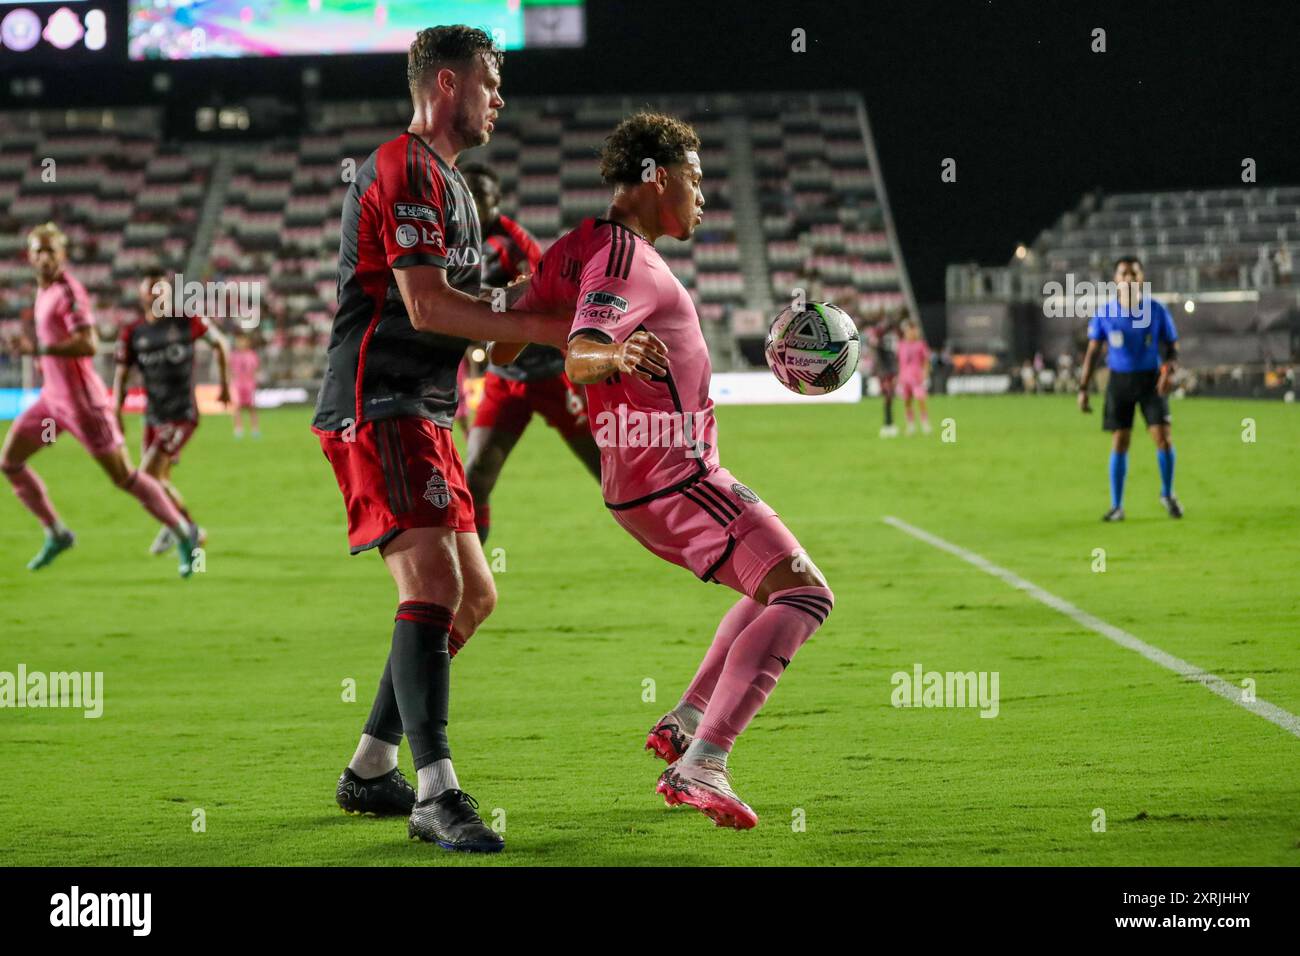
[453,100,489,149]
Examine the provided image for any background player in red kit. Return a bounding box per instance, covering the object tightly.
[310,26,570,852]
[507,113,836,830]
[461,162,601,542]
[113,272,232,555]
[1,223,200,576]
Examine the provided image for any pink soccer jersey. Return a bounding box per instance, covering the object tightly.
[896,338,930,383]
[516,217,718,506]
[229,348,260,405]
[34,272,110,411]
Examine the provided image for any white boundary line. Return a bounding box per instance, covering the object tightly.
[883,515,1300,740]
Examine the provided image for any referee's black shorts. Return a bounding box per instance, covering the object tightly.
[1103,370,1170,431]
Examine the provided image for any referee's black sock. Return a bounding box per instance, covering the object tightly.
[389,601,455,775]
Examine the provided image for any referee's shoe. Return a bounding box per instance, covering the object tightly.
[1160,494,1184,518]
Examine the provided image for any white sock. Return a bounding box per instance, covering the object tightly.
[682,738,729,767]
[348,733,398,779]
[416,758,459,801]
[674,701,704,734]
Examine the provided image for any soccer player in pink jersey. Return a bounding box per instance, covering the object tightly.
[228,332,260,438]
[504,113,835,829]
[896,319,932,435]
[1,223,200,576]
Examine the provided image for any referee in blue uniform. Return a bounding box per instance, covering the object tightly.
[1078,257,1183,521]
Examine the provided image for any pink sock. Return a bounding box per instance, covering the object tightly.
[694,586,834,752]
[680,596,766,712]
[122,469,186,531]
[4,463,61,528]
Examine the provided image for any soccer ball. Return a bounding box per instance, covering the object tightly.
[764,302,861,395]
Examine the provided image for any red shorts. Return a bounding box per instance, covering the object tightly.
[317,416,475,554]
[609,467,805,599]
[472,370,588,439]
[143,418,198,465]
[11,393,122,457]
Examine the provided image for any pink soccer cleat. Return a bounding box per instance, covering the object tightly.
[656,758,758,830]
[645,711,693,764]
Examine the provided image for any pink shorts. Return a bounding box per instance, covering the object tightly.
[233,383,256,408]
[11,393,122,457]
[899,376,928,400]
[609,467,805,599]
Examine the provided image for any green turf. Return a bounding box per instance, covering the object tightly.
[1,396,1297,866]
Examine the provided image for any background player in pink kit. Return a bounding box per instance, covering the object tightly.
[508,113,835,830]
[228,332,260,438]
[0,223,200,575]
[896,319,931,435]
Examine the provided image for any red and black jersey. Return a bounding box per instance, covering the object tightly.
[115,314,208,425]
[312,132,483,433]
[481,213,564,382]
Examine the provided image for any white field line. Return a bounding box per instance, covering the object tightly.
[882,515,1300,740]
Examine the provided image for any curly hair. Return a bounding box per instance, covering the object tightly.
[407,25,501,97]
[598,112,701,186]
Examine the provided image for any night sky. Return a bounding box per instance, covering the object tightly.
[8,0,1297,304]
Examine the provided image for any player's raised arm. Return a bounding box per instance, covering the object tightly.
[201,320,233,406]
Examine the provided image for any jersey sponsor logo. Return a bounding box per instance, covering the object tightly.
[394,202,439,224]
[583,291,629,313]
[577,305,622,325]
[423,468,450,509]
[1108,330,1125,349]
[731,482,760,504]
[395,224,420,249]
[445,245,481,268]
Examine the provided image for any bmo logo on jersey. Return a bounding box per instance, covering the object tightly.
[445,246,481,268]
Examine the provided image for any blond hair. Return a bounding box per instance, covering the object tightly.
[27,221,68,248]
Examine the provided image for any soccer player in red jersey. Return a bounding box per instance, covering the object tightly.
[1,223,201,576]
[112,273,232,555]
[311,26,570,852]
[461,162,601,542]
[506,113,835,830]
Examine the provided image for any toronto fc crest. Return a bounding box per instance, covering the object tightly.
[423,468,450,509]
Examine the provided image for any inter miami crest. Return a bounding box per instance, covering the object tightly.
[731,482,760,503]
[423,468,450,509]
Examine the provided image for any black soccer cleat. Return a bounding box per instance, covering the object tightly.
[1160,495,1184,519]
[1101,506,1125,522]
[335,767,416,817]
[408,789,504,853]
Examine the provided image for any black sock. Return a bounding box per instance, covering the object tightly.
[389,601,454,770]
[361,655,403,745]
[883,398,894,426]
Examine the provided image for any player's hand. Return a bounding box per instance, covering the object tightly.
[1157,368,1173,396]
[6,333,36,355]
[1077,388,1092,413]
[616,331,668,381]
[218,383,232,407]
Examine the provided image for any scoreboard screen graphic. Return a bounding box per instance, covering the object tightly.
[0,1,110,58]
[127,0,585,60]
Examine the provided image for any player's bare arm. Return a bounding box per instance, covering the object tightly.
[1077,338,1102,412]
[111,360,130,434]
[565,330,669,385]
[20,324,97,358]
[205,325,233,406]
[394,264,570,347]
[481,274,538,366]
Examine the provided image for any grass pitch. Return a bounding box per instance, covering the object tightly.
[1,395,1296,866]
